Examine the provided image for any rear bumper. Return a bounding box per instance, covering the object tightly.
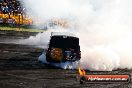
[46,56,80,63]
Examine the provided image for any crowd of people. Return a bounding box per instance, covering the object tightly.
[0,0,25,14]
[0,0,32,25]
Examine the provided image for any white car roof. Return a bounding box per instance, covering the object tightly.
[51,32,78,38]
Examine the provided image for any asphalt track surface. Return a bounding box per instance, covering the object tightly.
[0,30,131,88]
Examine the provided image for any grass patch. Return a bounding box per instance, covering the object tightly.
[0,26,45,33]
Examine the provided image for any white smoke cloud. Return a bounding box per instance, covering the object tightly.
[20,0,132,71]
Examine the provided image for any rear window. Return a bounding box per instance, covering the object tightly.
[50,36,79,49]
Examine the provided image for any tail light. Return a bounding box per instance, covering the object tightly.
[78,51,81,58]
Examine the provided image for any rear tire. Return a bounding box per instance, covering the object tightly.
[80,78,84,84]
[80,76,85,84]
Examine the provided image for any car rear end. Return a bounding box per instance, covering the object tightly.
[46,35,81,63]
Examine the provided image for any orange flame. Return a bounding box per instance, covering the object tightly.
[78,67,86,76]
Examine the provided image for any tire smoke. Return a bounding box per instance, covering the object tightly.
[20,0,132,71]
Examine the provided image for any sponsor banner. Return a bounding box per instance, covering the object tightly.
[0,18,3,23]
[7,19,15,24]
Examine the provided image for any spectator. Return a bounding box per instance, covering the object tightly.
[0,3,2,12]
